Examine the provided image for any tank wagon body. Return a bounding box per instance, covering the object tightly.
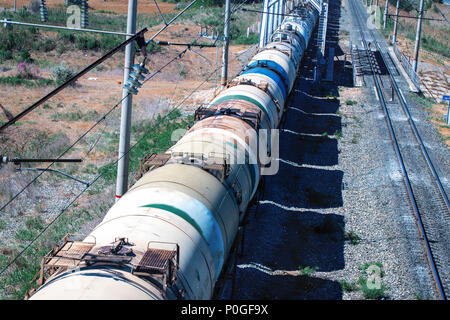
[30,4,319,300]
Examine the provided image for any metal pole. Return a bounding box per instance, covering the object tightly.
[115,0,137,201]
[267,4,271,41]
[413,0,425,72]
[383,0,389,29]
[447,101,450,126]
[277,1,281,27]
[375,0,379,19]
[221,0,231,88]
[215,32,219,94]
[392,0,400,44]
[259,0,267,47]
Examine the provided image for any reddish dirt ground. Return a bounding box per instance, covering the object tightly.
[0,0,177,14]
[0,21,255,142]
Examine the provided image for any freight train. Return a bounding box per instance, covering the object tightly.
[29,2,319,300]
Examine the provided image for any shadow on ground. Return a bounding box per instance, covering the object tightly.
[215,0,352,300]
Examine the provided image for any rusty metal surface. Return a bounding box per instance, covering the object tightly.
[137,249,176,273]
[45,241,94,268]
[199,100,271,130]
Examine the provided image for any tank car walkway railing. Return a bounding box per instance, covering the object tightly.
[259,0,288,48]
[314,0,328,82]
[316,1,328,59]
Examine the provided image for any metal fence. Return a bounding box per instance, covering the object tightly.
[259,0,288,48]
[393,42,439,101]
[259,0,323,48]
[392,42,421,91]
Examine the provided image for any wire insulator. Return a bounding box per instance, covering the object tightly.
[81,0,89,28]
[39,0,48,23]
[123,64,149,95]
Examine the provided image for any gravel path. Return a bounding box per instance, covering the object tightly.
[215,0,446,300]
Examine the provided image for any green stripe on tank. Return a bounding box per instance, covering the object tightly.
[141,203,204,238]
[210,95,272,124]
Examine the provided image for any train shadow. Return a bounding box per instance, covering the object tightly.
[216,0,349,300]
[227,80,345,298]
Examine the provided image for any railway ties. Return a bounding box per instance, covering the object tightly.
[351,46,369,86]
[349,0,449,300]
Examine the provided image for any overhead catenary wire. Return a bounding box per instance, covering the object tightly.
[239,7,303,18]
[82,48,189,162]
[385,13,445,22]
[0,0,203,132]
[0,0,253,215]
[0,48,190,216]
[0,0,254,279]
[0,28,148,132]
[0,3,210,212]
[0,60,221,279]
[434,5,449,24]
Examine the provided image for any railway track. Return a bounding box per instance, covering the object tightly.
[348,0,449,300]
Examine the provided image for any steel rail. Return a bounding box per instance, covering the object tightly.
[349,0,447,300]
[370,38,449,210]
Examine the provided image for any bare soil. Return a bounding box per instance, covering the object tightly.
[0,0,177,14]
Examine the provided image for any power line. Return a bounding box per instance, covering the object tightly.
[434,5,449,24]
[1,0,252,213]
[0,95,128,215]
[0,28,148,132]
[0,0,254,279]
[239,7,301,18]
[0,3,217,211]
[0,60,220,279]
[0,48,189,216]
[386,13,445,21]
[145,0,199,46]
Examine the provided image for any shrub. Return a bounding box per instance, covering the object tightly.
[0,75,53,87]
[344,231,361,245]
[17,62,40,79]
[51,63,77,86]
[233,33,259,45]
[39,38,57,52]
[339,280,359,292]
[25,216,44,231]
[0,50,13,63]
[16,50,32,63]
[298,265,318,275]
[15,229,36,241]
[358,277,389,299]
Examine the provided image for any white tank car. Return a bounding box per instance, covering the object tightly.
[30,3,318,300]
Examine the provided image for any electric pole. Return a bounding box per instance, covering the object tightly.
[392,0,400,44]
[221,0,231,88]
[413,0,425,72]
[383,0,389,29]
[115,0,137,201]
[375,0,379,20]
